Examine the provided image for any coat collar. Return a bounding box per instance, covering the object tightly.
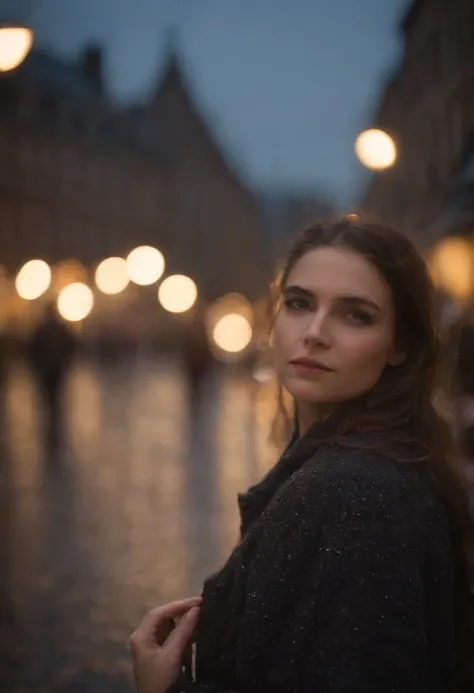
[237,429,304,538]
[237,427,427,538]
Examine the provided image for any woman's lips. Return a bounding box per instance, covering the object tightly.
[289,358,334,374]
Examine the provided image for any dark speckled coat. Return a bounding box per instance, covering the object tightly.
[168,432,463,693]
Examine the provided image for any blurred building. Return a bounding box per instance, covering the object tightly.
[0,42,268,302]
[361,0,474,249]
[360,0,474,464]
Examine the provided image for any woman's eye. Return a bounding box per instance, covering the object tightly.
[344,309,373,325]
[285,298,308,311]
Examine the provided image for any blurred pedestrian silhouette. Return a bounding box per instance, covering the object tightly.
[182,305,214,415]
[26,303,77,454]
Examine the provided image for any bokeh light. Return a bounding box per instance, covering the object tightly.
[428,236,474,301]
[15,259,51,300]
[95,257,129,295]
[0,26,33,72]
[355,129,397,170]
[126,246,165,286]
[158,274,198,313]
[57,282,94,322]
[209,292,253,323]
[212,313,252,353]
[53,259,87,292]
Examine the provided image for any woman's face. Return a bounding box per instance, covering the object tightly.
[273,246,404,408]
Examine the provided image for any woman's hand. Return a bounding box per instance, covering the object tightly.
[129,596,202,693]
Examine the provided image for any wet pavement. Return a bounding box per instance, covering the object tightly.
[0,355,278,692]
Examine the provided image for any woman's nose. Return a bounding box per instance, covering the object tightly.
[302,313,331,347]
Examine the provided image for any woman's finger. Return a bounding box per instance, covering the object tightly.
[137,598,202,640]
[154,616,175,645]
[165,606,200,654]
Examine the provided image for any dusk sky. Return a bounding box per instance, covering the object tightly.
[24,0,409,206]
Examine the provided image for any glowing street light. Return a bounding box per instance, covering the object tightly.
[209,293,253,322]
[0,23,33,72]
[355,129,397,170]
[212,313,252,353]
[57,282,94,322]
[15,259,51,300]
[95,257,129,295]
[158,274,198,313]
[428,236,474,301]
[126,246,165,286]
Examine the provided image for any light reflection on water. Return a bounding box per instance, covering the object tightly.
[0,356,277,684]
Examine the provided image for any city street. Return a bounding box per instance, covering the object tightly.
[0,356,277,692]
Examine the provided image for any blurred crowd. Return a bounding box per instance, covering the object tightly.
[0,300,268,459]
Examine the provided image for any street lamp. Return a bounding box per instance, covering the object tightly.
[355,128,397,171]
[0,22,33,72]
[158,274,198,313]
[126,246,165,286]
[57,282,94,322]
[95,257,129,295]
[15,259,51,300]
[212,313,253,354]
[428,236,474,302]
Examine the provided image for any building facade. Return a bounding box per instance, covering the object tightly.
[360,0,474,463]
[361,0,474,249]
[0,43,268,305]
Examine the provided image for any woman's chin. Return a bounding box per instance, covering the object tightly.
[284,376,332,404]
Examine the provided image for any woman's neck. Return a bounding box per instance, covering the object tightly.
[296,400,335,436]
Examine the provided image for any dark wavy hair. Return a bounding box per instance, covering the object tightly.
[271,216,474,688]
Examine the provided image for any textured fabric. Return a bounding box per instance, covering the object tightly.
[168,434,460,693]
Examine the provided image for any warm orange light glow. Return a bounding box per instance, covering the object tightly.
[428,236,474,301]
[158,274,198,313]
[54,259,88,292]
[0,26,33,72]
[212,313,252,353]
[57,283,94,322]
[95,257,129,295]
[15,259,51,300]
[208,293,254,324]
[126,246,165,286]
[355,129,397,170]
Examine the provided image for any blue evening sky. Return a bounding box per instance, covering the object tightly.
[25,0,409,204]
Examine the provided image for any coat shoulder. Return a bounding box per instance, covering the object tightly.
[269,441,446,534]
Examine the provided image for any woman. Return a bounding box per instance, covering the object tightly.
[130,218,474,692]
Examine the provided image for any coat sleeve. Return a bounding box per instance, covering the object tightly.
[168,464,438,693]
